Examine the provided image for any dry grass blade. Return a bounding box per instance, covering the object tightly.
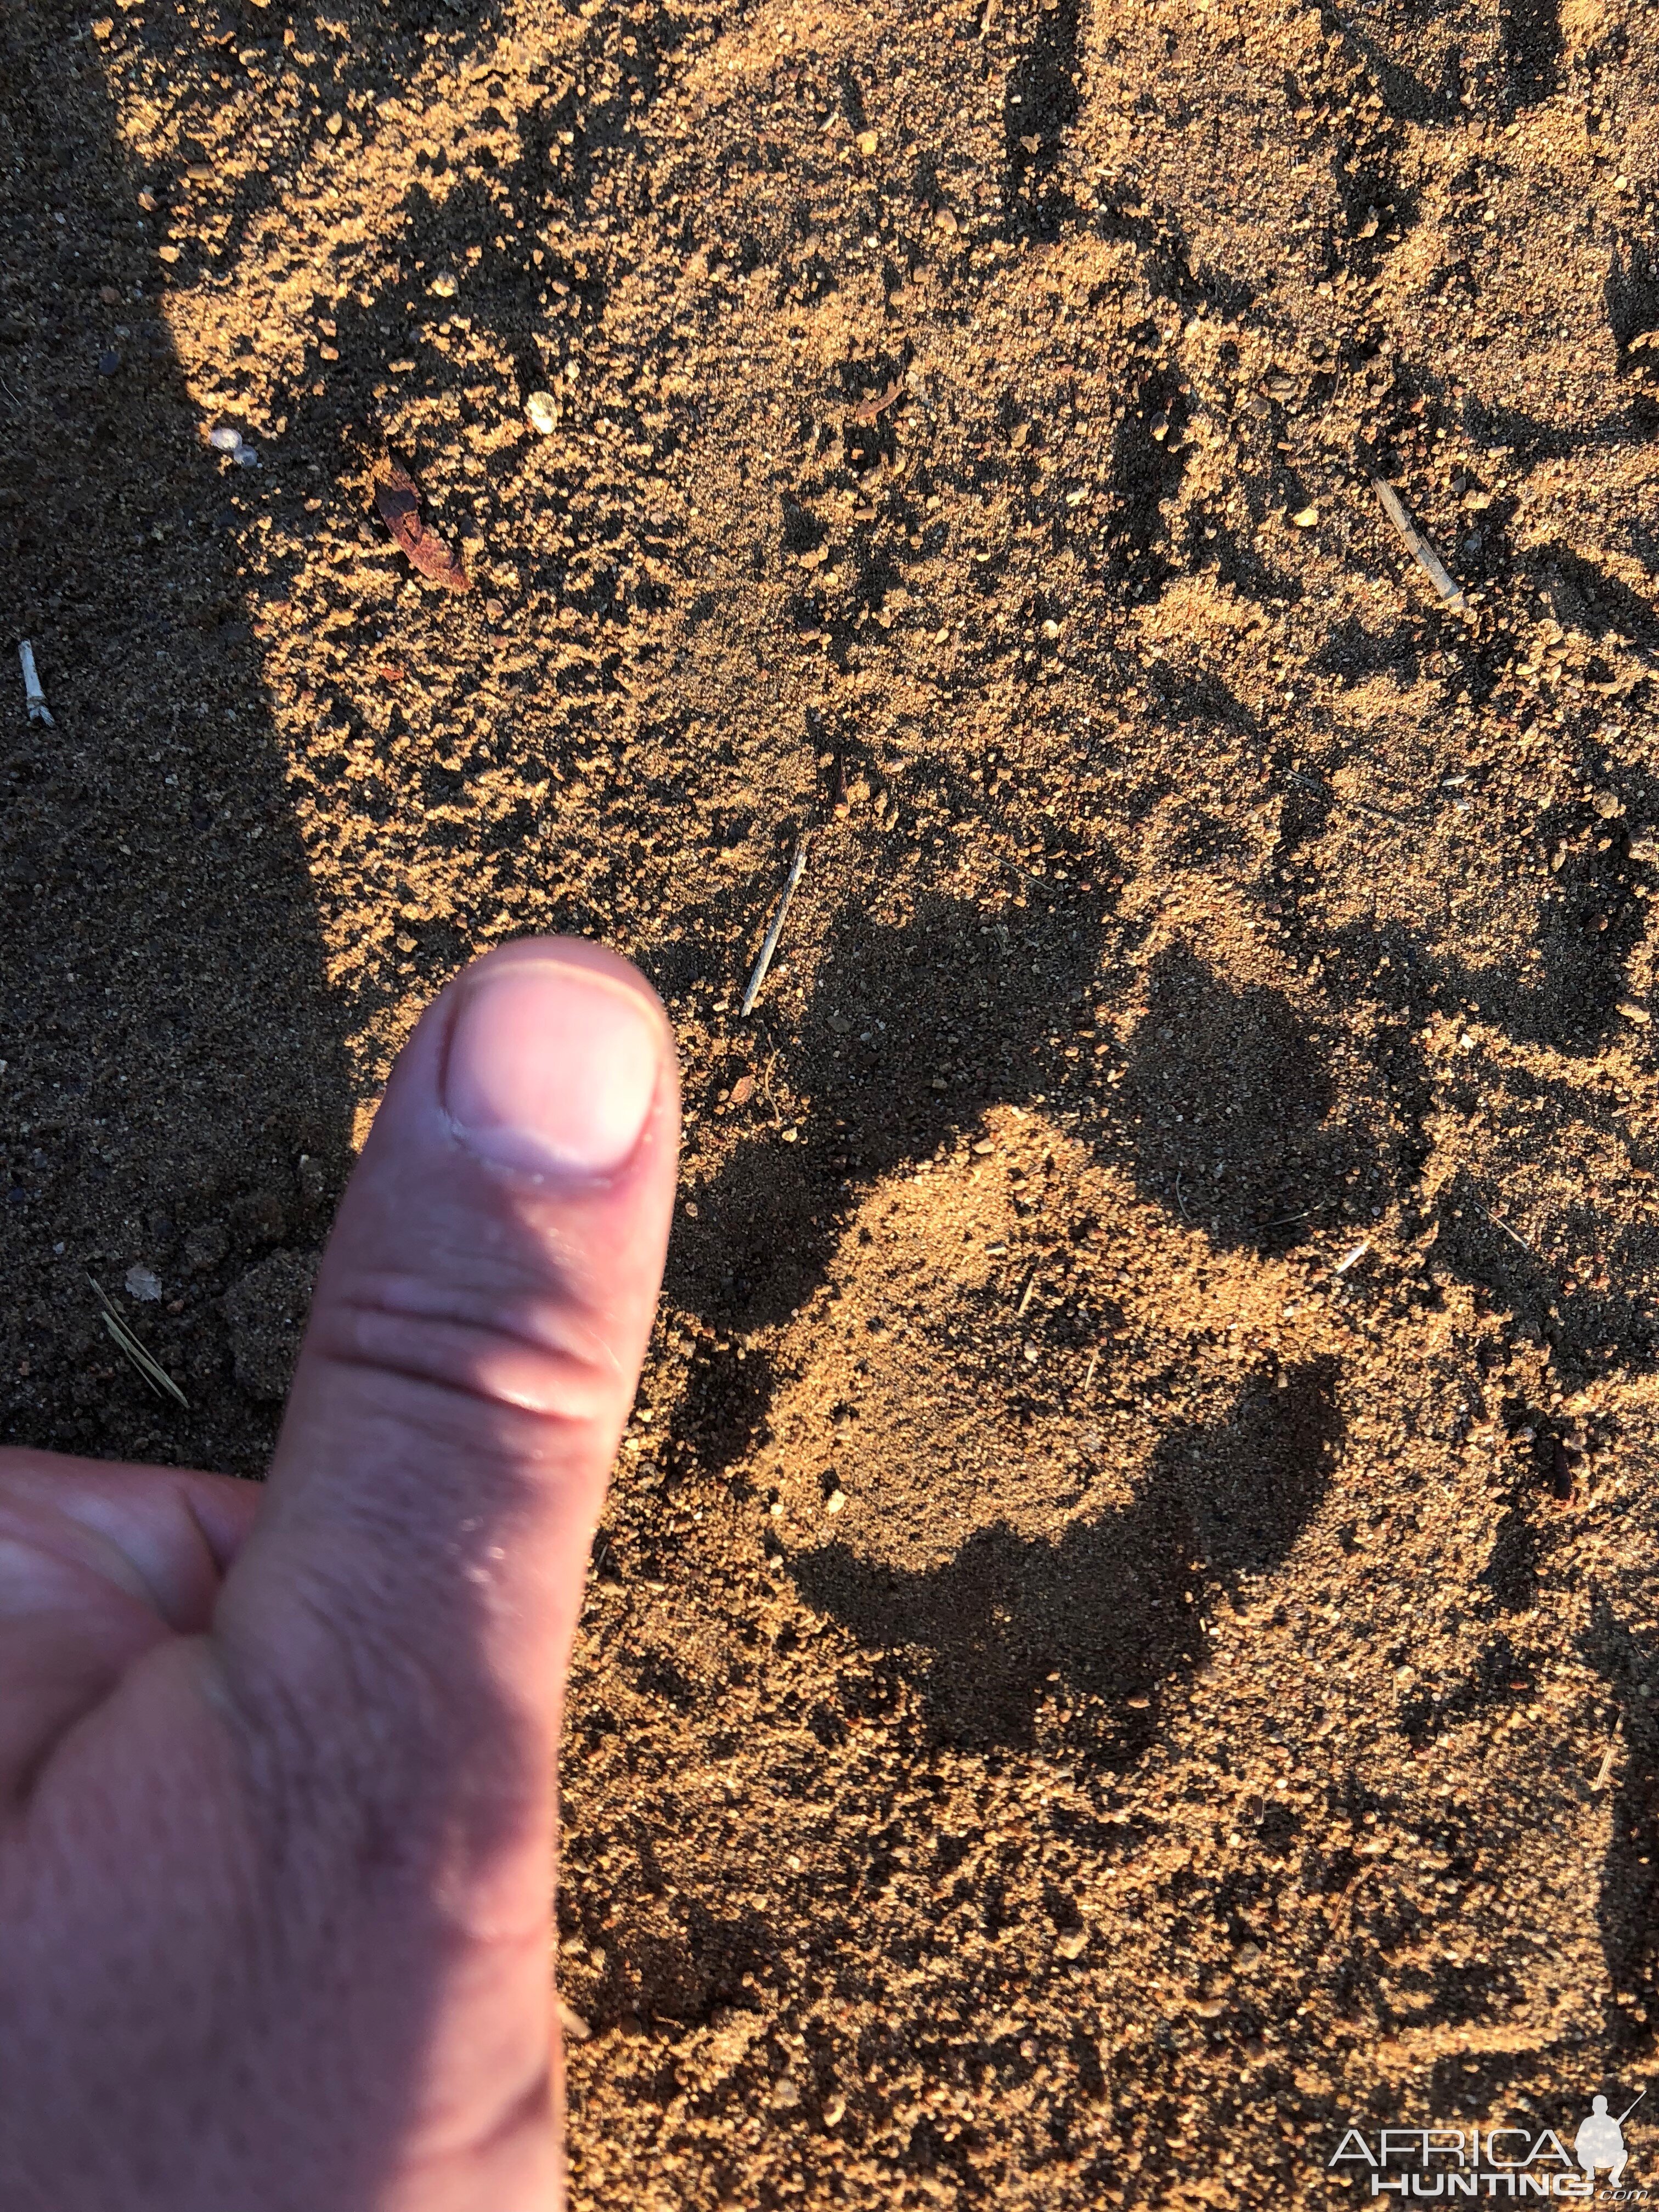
[1470,1194,1536,1258]
[741,837,811,1018]
[87,1274,190,1409]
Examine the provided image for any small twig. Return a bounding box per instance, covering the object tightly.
[1284,769,1412,826]
[759,1053,785,1125]
[1083,1346,1099,1393]
[88,1275,189,1409]
[19,640,53,726]
[741,837,810,1018]
[851,379,904,426]
[1372,477,1467,615]
[1332,1239,1371,1277]
[1016,1269,1039,1317]
[1175,1172,1191,1221]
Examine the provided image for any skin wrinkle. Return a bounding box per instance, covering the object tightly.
[324,1226,631,1385]
[11,1638,215,1849]
[0,1460,260,1630]
[335,1265,616,1368]
[321,1304,613,1421]
[2,1658,142,1814]
[390,2055,556,2190]
[178,1480,261,1583]
[267,1371,597,1513]
[48,1491,222,1629]
[0,1485,189,1602]
[0,1527,148,1613]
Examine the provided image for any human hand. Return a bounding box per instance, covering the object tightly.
[0,940,679,2210]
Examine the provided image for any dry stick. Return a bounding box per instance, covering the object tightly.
[19,640,53,726]
[741,837,810,1017]
[1372,478,1467,615]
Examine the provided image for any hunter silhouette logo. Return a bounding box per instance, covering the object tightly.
[1576,2094,1643,2192]
[1329,2090,1647,2198]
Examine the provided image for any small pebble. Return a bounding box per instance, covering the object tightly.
[1291,504,1319,528]
[826,1489,847,1515]
[525,389,558,434]
[125,1265,162,1302]
[428,269,458,298]
[208,424,242,451]
[98,349,121,376]
[234,444,261,467]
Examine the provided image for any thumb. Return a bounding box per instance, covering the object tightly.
[215,937,678,1905]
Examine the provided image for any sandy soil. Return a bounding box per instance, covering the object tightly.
[4,0,1659,2197]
